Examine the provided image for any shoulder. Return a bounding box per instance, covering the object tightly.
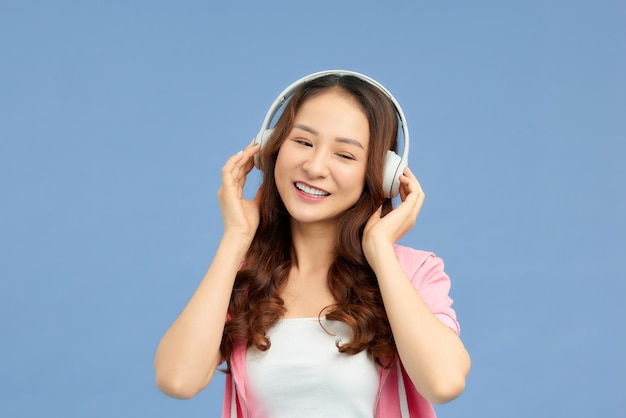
[393,244,460,333]
[393,244,446,283]
[393,244,436,264]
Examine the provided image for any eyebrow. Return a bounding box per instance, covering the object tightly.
[293,124,365,150]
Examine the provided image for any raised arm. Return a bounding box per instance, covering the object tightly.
[154,142,260,399]
[361,167,471,405]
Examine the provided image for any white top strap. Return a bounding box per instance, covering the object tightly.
[231,376,237,418]
[397,359,410,417]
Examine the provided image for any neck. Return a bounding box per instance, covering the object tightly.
[289,220,338,274]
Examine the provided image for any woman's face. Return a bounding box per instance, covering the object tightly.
[274,88,370,228]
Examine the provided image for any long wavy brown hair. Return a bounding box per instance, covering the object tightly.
[220,73,400,371]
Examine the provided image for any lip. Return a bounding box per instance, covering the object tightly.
[293,181,330,201]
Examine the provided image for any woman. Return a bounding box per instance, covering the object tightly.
[154,71,470,417]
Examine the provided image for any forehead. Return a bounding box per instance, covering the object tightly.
[293,89,369,141]
[294,89,367,122]
[299,86,364,113]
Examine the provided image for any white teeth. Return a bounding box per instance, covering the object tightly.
[295,182,329,197]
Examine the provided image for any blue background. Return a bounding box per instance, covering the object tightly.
[1,1,624,417]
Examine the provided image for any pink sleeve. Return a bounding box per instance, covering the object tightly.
[395,246,460,335]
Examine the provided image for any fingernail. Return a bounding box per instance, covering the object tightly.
[236,150,243,155]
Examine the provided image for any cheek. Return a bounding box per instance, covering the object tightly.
[340,165,368,192]
[274,148,289,177]
[273,149,295,197]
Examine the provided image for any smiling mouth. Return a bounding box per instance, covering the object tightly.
[294,182,330,197]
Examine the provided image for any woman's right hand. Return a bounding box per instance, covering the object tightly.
[217,140,261,244]
[155,141,262,399]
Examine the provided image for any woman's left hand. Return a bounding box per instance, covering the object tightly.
[362,167,425,266]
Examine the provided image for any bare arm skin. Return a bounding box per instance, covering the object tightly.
[362,167,471,405]
[154,142,260,399]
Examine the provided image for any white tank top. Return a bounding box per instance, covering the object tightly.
[246,318,380,418]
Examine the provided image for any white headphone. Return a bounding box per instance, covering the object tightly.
[254,70,410,198]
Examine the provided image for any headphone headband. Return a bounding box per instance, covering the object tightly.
[255,70,410,198]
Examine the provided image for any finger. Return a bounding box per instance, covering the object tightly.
[219,151,245,200]
[221,141,261,200]
[400,183,423,211]
[234,143,260,185]
[239,140,260,165]
[400,170,425,218]
[222,147,252,192]
[398,174,415,201]
[243,142,261,171]
[222,150,245,181]
[400,167,424,200]
[406,167,424,192]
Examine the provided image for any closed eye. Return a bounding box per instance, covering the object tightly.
[293,138,312,147]
[336,153,356,160]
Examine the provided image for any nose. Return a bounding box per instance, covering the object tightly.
[302,149,330,178]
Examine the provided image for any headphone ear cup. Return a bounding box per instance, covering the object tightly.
[383,150,405,198]
[253,128,274,169]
